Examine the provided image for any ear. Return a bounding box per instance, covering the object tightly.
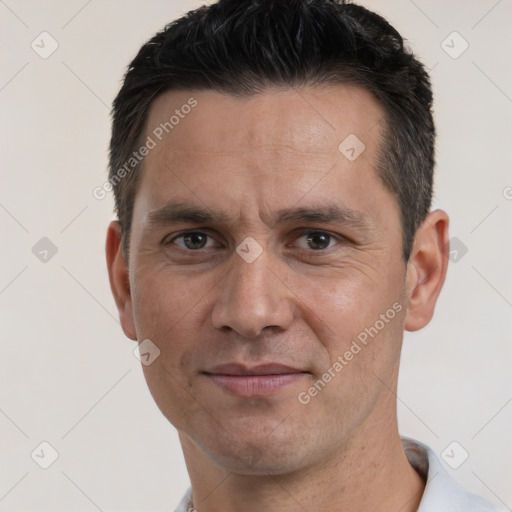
[404,209,450,332]
[106,221,137,340]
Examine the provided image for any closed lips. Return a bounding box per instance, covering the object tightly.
[203,363,306,376]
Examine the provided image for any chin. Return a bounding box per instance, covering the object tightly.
[196,425,313,476]
[210,445,301,476]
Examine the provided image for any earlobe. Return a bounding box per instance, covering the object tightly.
[404,210,450,332]
[106,221,137,340]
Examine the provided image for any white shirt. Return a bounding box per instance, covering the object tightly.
[173,438,498,512]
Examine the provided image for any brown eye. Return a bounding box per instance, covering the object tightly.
[307,232,331,250]
[171,232,214,250]
[295,231,337,251]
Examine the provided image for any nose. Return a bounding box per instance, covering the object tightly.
[211,248,295,339]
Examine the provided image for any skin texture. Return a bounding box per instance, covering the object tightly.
[106,85,449,512]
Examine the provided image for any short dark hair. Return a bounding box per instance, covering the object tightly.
[109,0,435,261]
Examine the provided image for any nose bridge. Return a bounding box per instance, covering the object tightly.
[211,247,293,338]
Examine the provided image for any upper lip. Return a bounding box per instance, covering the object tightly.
[204,363,305,376]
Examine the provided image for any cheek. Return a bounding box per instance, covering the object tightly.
[295,267,406,396]
[299,269,402,339]
[294,275,405,426]
[131,264,211,334]
[130,267,218,397]
[131,269,214,428]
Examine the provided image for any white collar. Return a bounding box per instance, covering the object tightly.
[402,437,498,512]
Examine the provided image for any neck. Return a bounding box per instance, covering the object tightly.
[179,401,425,512]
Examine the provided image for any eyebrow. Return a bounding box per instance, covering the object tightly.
[146,201,373,231]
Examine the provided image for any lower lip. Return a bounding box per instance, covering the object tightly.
[205,373,307,397]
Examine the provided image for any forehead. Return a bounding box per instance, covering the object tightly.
[144,84,384,157]
[133,84,393,228]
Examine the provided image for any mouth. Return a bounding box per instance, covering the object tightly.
[202,363,310,397]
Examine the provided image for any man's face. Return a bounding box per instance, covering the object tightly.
[124,85,410,474]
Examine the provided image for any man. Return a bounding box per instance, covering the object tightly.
[105,1,498,510]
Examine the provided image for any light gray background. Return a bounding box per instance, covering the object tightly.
[1,0,511,510]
